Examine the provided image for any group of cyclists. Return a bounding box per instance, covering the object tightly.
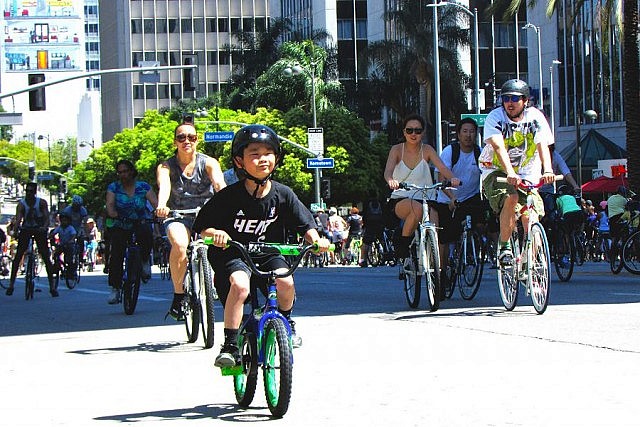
[3,77,635,367]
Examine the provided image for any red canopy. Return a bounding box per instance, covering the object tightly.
[581,175,628,193]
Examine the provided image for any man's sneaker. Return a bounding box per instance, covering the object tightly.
[165,296,185,321]
[5,286,14,296]
[50,288,59,297]
[288,319,302,348]
[108,288,120,305]
[141,262,151,282]
[214,343,240,368]
[498,248,514,267]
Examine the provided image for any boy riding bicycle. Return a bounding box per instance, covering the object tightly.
[49,212,78,279]
[479,79,556,267]
[193,124,331,368]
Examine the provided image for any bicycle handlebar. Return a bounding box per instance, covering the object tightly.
[203,239,334,279]
[166,208,200,218]
[496,175,564,189]
[399,180,457,191]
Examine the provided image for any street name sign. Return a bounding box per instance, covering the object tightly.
[460,113,488,127]
[307,127,324,156]
[306,158,334,169]
[204,131,235,142]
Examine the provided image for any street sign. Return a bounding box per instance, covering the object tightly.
[37,174,53,181]
[310,202,327,212]
[204,131,234,142]
[139,61,160,83]
[460,113,488,127]
[306,158,335,169]
[307,128,324,156]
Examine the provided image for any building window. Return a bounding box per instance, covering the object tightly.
[158,84,169,99]
[131,19,142,34]
[193,18,204,33]
[132,52,143,66]
[170,84,181,99]
[133,85,144,99]
[207,18,217,32]
[156,19,167,33]
[207,50,218,65]
[157,51,168,65]
[169,51,180,65]
[144,19,154,33]
[219,51,230,65]
[218,18,229,32]
[144,52,156,61]
[145,85,157,99]
[255,17,266,32]
[242,18,254,32]
[337,20,352,39]
[181,19,192,33]
[230,18,241,32]
[168,19,179,33]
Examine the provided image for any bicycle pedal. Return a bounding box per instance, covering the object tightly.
[220,365,243,376]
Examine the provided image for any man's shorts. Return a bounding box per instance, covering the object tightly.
[211,253,288,307]
[483,171,545,217]
[163,215,195,235]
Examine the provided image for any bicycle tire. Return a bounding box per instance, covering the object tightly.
[622,230,640,275]
[459,230,482,301]
[529,223,550,314]
[497,234,519,311]
[423,227,441,311]
[574,233,586,266]
[183,269,200,343]
[197,246,216,348]
[443,253,456,300]
[0,255,11,289]
[65,252,80,289]
[25,254,35,300]
[263,318,293,418]
[610,239,624,274]
[402,237,421,308]
[554,229,574,282]
[234,330,258,407]
[123,249,141,315]
[366,241,381,267]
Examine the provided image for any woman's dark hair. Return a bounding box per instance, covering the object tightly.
[116,159,138,178]
[174,122,195,137]
[402,113,426,130]
[456,117,478,134]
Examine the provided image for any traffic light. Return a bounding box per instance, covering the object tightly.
[28,161,36,182]
[321,178,331,200]
[28,73,46,111]
[182,54,198,92]
[60,178,67,194]
[442,120,457,145]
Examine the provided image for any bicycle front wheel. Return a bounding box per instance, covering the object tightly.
[422,228,441,311]
[459,230,482,300]
[553,229,574,282]
[622,230,640,275]
[402,238,421,308]
[25,254,35,300]
[263,318,293,418]
[183,270,200,343]
[610,238,624,274]
[366,241,381,267]
[497,235,519,311]
[123,250,141,315]
[196,246,216,348]
[234,330,258,407]
[529,223,550,314]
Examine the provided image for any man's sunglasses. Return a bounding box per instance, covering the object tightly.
[176,133,198,143]
[502,94,524,103]
[404,127,424,135]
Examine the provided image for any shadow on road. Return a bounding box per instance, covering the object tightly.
[94,403,276,423]
[68,340,204,355]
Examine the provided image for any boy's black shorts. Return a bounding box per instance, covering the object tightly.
[211,253,289,307]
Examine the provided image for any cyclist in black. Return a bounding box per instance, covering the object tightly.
[193,124,331,368]
[5,182,57,297]
[344,207,363,263]
[360,198,385,267]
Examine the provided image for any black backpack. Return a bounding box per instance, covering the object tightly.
[450,142,481,169]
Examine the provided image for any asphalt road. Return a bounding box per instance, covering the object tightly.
[2,261,640,426]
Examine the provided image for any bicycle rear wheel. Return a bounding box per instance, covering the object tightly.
[553,229,574,282]
[622,230,640,275]
[574,232,586,266]
[529,223,550,314]
[497,235,519,311]
[123,250,141,315]
[234,329,258,407]
[442,253,456,300]
[459,230,482,300]
[366,241,381,267]
[402,238,421,308]
[183,269,200,343]
[25,254,35,300]
[196,246,216,348]
[422,228,440,311]
[610,239,624,274]
[65,253,80,289]
[0,255,11,289]
[263,318,293,418]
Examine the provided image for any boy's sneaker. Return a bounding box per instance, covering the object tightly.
[108,288,120,304]
[288,319,302,348]
[498,248,514,267]
[214,343,240,368]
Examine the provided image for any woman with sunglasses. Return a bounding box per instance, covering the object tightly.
[156,122,226,320]
[384,113,460,260]
[106,159,158,305]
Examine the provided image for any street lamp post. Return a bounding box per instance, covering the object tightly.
[283,62,321,205]
[427,1,481,151]
[549,59,562,136]
[523,23,543,109]
[78,139,95,149]
[575,109,598,187]
[38,134,51,168]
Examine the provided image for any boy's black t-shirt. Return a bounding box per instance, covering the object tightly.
[193,180,316,263]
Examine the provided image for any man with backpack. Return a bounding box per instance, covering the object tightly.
[433,118,485,297]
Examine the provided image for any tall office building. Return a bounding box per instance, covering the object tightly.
[99,0,269,141]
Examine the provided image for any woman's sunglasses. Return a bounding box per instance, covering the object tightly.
[404,127,424,135]
[502,94,524,103]
[176,133,198,143]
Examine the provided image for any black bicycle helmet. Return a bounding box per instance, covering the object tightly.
[231,124,281,160]
[231,124,282,193]
[501,79,530,99]
[557,184,572,196]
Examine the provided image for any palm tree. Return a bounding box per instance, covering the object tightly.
[489,0,639,190]
[367,0,471,139]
